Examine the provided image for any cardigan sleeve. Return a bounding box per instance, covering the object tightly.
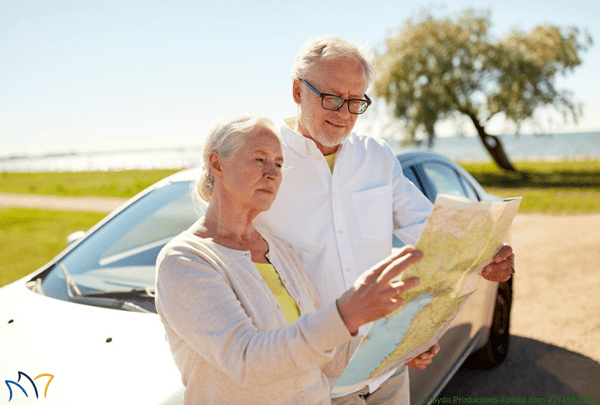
[263,234,364,379]
[155,241,353,388]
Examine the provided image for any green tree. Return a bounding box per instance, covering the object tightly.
[373,9,592,171]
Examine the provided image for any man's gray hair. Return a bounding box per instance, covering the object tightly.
[195,113,279,203]
[291,35,375,86]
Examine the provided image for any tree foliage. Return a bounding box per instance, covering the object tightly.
[373,9,592,170]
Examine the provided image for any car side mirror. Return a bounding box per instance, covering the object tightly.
[67,231,86,244]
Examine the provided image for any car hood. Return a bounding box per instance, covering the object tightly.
[0,280,184,405]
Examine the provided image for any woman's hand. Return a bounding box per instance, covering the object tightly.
[336,246,423,335]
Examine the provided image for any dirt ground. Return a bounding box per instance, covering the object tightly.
[440,213,600,401]
[510,213,600,364]
[0,193,127,212]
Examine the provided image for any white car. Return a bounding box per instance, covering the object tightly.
[0,151,512,404]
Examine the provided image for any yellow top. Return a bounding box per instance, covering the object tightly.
[324,152,336,173]
[254,262,301,324]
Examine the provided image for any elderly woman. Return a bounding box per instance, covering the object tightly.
[155,113,428,405]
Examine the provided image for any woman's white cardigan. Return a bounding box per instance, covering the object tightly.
[155,227,356,405]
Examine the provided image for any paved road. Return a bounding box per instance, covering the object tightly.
[0,193,128,213]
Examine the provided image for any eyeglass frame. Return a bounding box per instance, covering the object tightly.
[300,79,372,114]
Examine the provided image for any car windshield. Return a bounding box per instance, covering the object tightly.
[41,180,203,312]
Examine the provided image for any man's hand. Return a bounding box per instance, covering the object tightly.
[406,344,440,370]
[482,244,515,282]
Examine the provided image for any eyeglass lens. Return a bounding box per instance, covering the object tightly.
[322,96,368,114]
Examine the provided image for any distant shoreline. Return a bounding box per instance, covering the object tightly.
[0,146,204,161]
[2,156,600,173]
[3,130,599,161]
[455,155,600,163]
[2,131,599,172]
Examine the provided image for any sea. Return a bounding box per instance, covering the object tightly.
[1,132,599,172]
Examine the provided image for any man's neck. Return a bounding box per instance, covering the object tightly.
[285,117,340,156]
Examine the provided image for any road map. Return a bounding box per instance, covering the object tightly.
[334,195,522,392]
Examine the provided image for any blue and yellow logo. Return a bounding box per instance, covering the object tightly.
[4,372,54,402]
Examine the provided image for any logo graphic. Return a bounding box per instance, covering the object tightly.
[4,372,54,402]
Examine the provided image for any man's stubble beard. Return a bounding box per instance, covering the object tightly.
[309,125,352,152]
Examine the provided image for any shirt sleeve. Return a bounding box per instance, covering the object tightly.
[155,244,353,388]
[388,146,434,246]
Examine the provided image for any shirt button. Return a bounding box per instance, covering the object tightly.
[299,391,306,398]
[346,268,351,273]
[339,230,343,234]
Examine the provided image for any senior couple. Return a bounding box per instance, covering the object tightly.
[155,35,515,405]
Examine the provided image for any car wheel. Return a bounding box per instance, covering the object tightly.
[466,281,512,369]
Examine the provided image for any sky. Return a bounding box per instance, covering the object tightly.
[1,0,598,157]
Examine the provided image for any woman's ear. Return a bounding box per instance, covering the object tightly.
[292,79,302,105]
[209,152,224,180]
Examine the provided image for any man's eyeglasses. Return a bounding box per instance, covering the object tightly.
[301,79,371,114]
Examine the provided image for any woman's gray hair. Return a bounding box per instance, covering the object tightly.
[194,113,279,203]
[291,35,375,86]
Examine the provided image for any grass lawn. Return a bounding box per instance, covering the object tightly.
[459,159,600,213]
[0,169,180,198]
[0,208,105,287]
[2,160,599,212]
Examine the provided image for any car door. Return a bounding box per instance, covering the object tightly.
[401,159,498,404]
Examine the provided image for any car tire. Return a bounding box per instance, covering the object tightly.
[465,280,513,369]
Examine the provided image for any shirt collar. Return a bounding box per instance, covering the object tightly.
[281,119,309,158]
[280,118,346,159]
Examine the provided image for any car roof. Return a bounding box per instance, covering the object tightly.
[166,150,455,183]
[161,167,201,183]
[395,149,458,167]
[163,149,493,200]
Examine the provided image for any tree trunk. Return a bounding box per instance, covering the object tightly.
[466,113,516,171]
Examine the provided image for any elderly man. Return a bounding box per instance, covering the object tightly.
[255,35,514,405]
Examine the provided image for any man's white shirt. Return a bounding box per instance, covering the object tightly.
[254,122,433,394]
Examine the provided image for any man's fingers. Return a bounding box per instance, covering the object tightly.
[483,253,515,282]
[485,251,514,270]
[494,244,513,263]
[423,344,440,358]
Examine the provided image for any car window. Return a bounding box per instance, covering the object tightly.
[421,162,468,201]
[458,174,479,201]
[402,166,422,191]
[100,190,197,266]
[394,164,428,249]
[41,181,203,305]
